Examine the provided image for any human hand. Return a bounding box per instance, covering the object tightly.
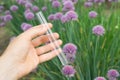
[0,23,62,80]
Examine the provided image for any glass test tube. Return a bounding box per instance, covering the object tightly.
[36,11,68,66]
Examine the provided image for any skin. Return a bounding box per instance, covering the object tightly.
[0,23,62,80]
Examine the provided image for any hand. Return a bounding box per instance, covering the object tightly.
[0,23,62,80]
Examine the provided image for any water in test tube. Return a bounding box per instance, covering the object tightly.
[36,11,68,66]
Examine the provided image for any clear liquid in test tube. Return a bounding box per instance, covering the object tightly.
[36,11,68,66]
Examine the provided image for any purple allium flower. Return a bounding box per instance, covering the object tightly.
[62,7,75,12]
[10,5,18,11]
[21,23,32,31]
[94,77,106,80]
[92,25,105,36]
[54,12,63,20]
[107,77,117,80]
[88,0,94,2]
[84,2,93,7]
[0,16,4,21]
[94,0,105,3]
[24,12,34,20]
[41,6,47,12]
[24,9,31,14]
[0,6,4,13]
[108,0,118,2]
[61,15,69,23]
[48,14,55,21]
[0,10,2,13]
[25,2,33,9]
[62,65,76,77]
[5,10,11,15]
[66,11,78,20]
[63,1,75,12]
[0,5,4,11]
[107,69,120,79]
[52,0,58,1]
[62,0,70,3]
[66,54,76,63]
[32,6,39,12]
[16,0,26,5]
[63,43,77,55]
[71,0,78,4]
[89,11,98,18]
[0,22,6,27]
[52,1,61,8]
[4,14,13,22]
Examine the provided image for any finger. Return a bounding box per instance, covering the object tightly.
[36,40,62,55]
[20,23,52,40]
[39,48,62,63]
[32,33,59,47]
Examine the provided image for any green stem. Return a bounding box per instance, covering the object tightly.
[67,77,72,80]
[69,21,74,42]
[93,36,99,77]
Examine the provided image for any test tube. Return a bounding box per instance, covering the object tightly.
[36,11,68,66]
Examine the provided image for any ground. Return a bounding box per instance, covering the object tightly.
[0,27,12,55]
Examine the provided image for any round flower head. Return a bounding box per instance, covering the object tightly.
[41,6,47,12]
[84,2,93,7]
[66,54,76,63]
[61,15,69,23]
[62,0,70,3]
[21,23,32,31]
[24,9,31,14]
[108,0,118,2]
[0,5,4,10]
[0,22,6,27]
[94,0,105,3]
[54,12,63,20]
[71,0,78,4]
[62,7,75,12]
[0,5,4,12]
[24,12,34,20]
[4,14,13,22]
[94,77,106,80]
[52,1,61,8]
[62,65,76,77]
[48,14,55,21]
[63,1,75,11]
[0,16,4,21]
[16,0,26,5]
[63,43,77,55]
[92,25,105,36]
[10,5,18,11]
[51,0,58,2]
[89,11,98,18]
[88,0,94,2]
[107,69,120,79]
[5,10,11,15]
[32,6,39,12]
[25,2,33,9]
[66,11,78,20]
[0,10,2,13]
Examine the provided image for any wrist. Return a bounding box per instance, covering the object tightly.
[0,55,19,80]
